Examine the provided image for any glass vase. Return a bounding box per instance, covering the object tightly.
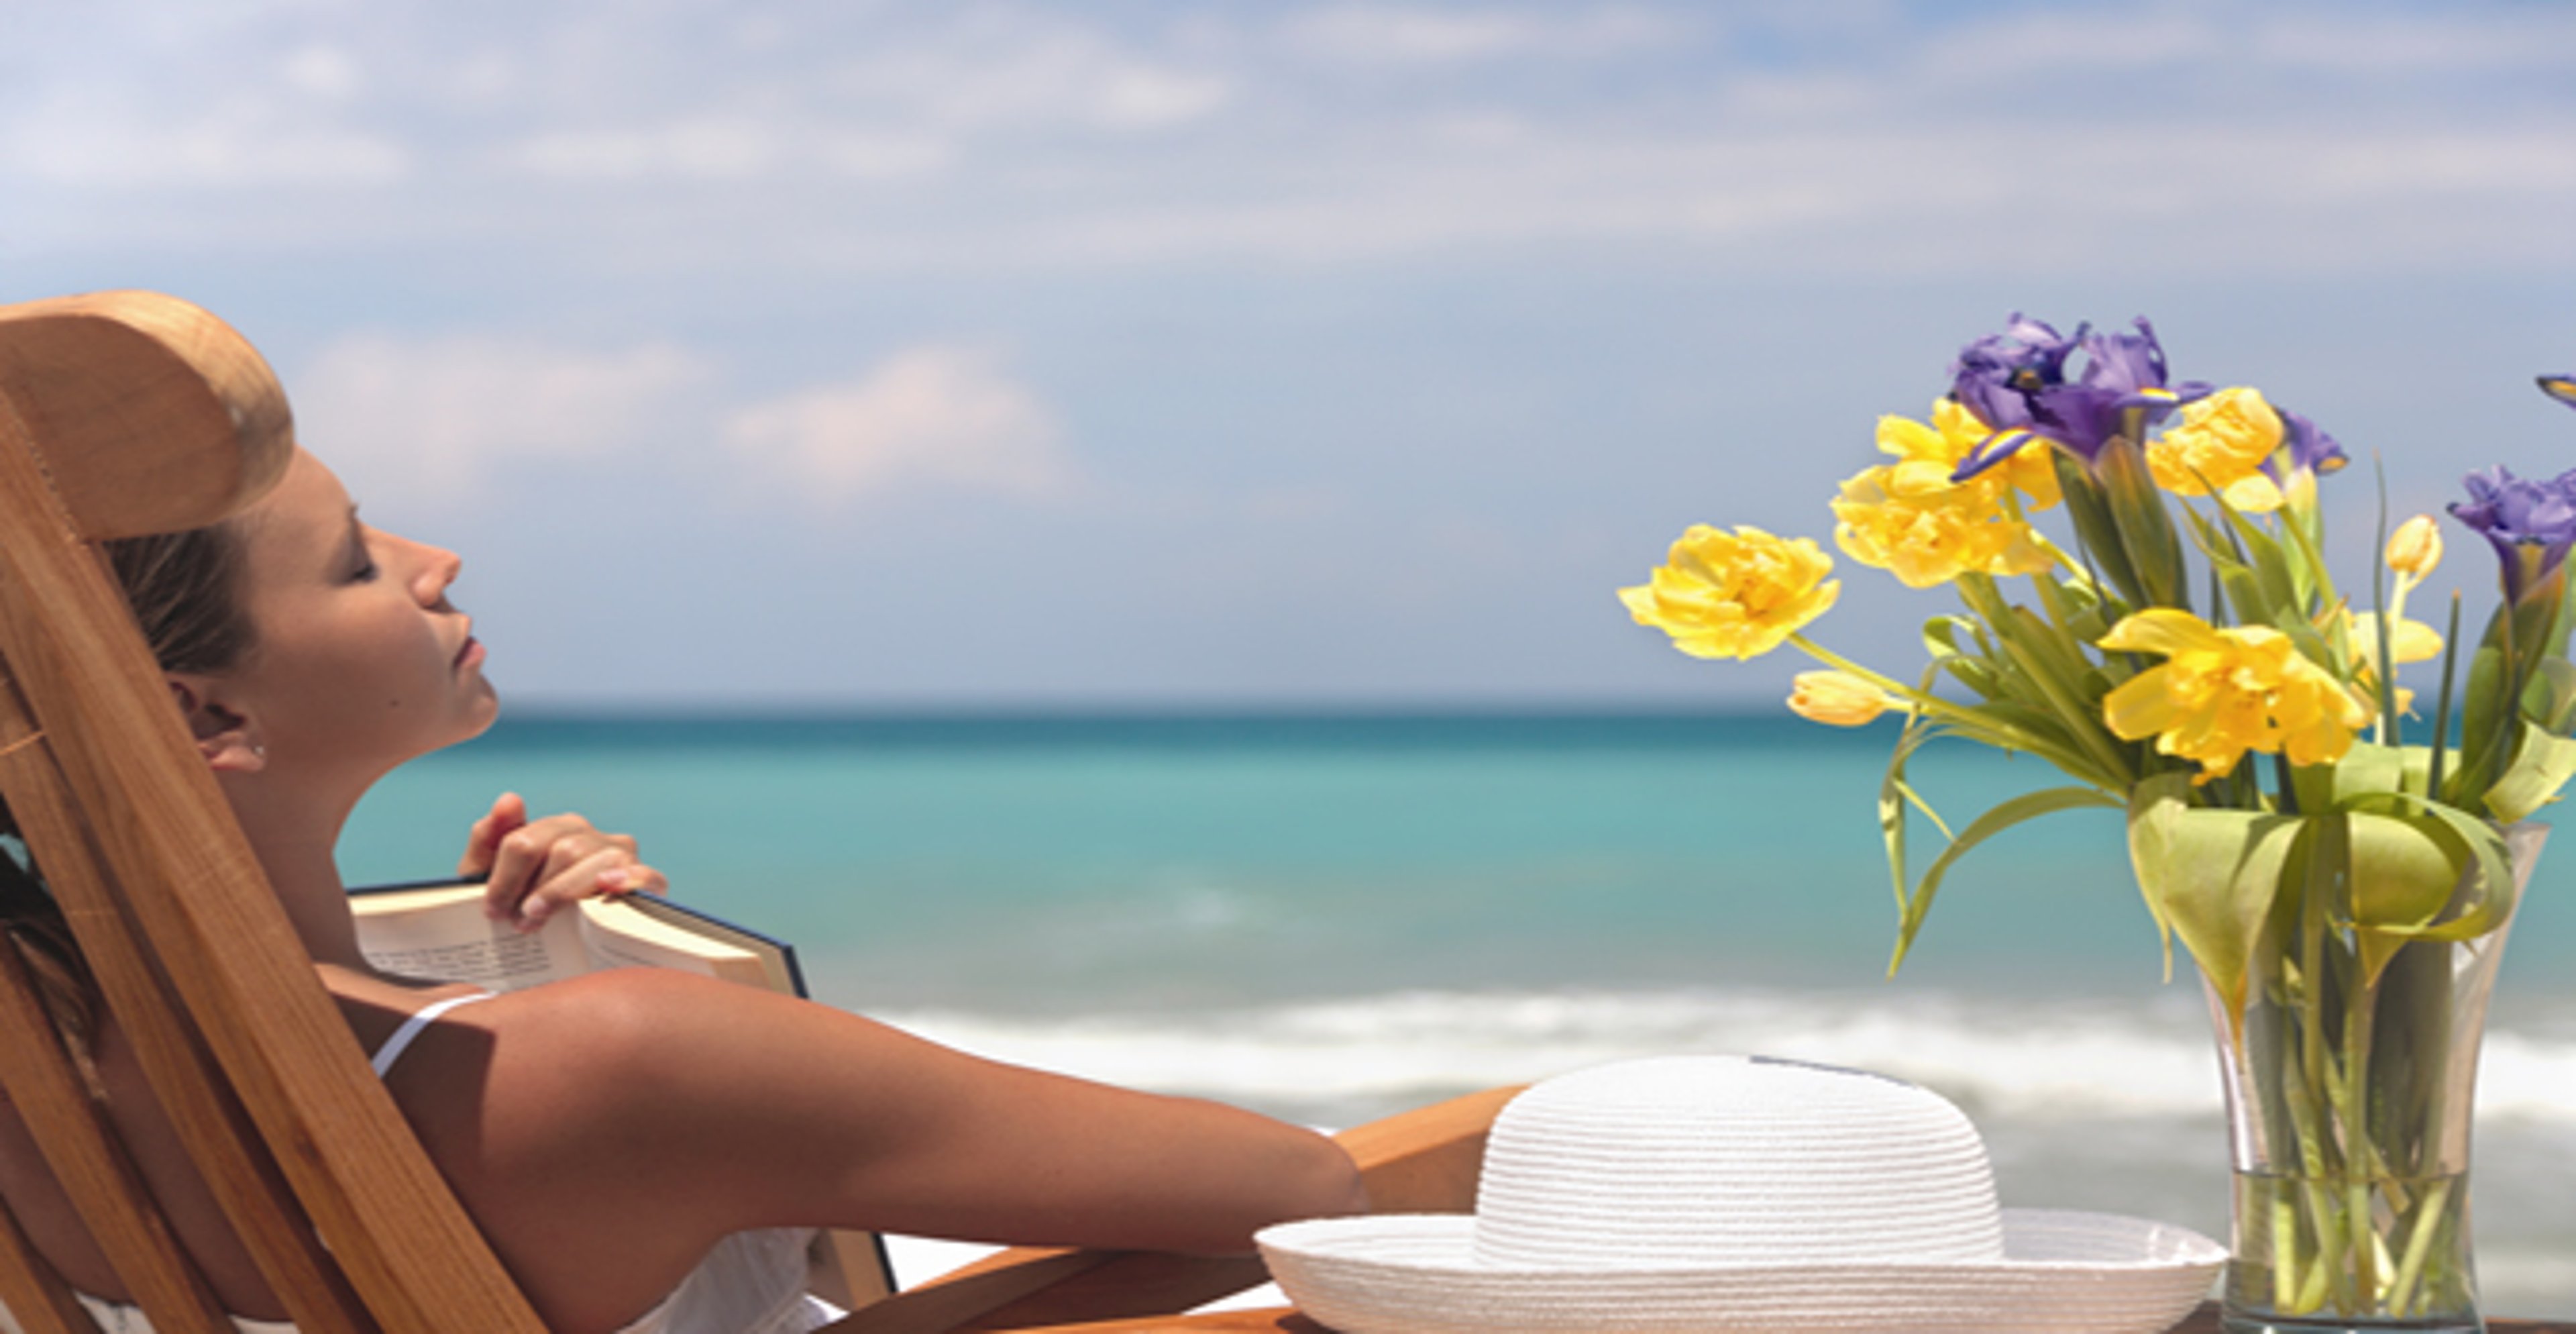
[2202,823,2543,1334]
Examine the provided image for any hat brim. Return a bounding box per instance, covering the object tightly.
[1257,1209,2223,1334]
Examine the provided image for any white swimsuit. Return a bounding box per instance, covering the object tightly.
[72,992,845,1334]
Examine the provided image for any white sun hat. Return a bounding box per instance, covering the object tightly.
[1258,1055,2224,1334]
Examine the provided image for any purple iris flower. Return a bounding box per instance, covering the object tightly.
[1949,315,2213,481]
[2540,374,2576,411]
[1950,313,2080,436]
[2269,407,2348,481]
[2451,465,2576,605]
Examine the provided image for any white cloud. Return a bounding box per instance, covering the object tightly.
[7,1,2575,276]
[279,42,364,101]
[1285,5,1674,64]
[484,11,1224,187]
[722,348,1072,504]
[294,334,712,501]
[2244,10,2576,72]
[4,91,407,187]
[823,16,1232,135]
[508,116,792,181]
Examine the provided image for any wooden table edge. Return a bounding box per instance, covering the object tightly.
[970,1300,2576,1333]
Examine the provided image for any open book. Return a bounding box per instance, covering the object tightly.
[349,878,894,1310]
[350,878,806,996]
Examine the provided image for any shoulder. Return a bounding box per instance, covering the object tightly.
[366,972,822,1330]
[384,970,782,1109]
[378,968,945,1156]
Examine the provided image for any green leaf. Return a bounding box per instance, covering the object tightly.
[2289,753,2338,817]
[2341,794,2516,949]
[2447,643,2510,806]
[1878,682,1947,929]
[2273,486,2340,615]
[2330,741,2408,805]
[1890,785,2121,976]
[2326,740,2437,801]
[2526,656,2576,733]
[2485,721,2576,825]
[2127,775,2306,1029]
[2343,813,2461,929]
[2041,573,2112,642]
[1935,656,2008,699]
[1962,699,2069,743]
[2226,506,2304,623]
[2094,437,2191,610]
[2265,603,2340,675]
[2178,503,2281,629]
[2055,451,2147,608]
[1923,617,2008,699]
[2342,809,2471,985]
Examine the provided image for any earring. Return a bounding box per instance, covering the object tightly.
[252,744,266,758]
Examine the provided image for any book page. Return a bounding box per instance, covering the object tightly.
[353,882,592,991]
[575,896,773,990]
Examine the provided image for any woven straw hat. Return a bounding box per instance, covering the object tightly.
[1258,1056,2223,1334]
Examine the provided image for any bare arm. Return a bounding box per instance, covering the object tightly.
[378,970,1362,1334]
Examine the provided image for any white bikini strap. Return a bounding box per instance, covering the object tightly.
[371,992,496,1077]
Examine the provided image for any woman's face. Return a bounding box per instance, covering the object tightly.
[210,448,498,784]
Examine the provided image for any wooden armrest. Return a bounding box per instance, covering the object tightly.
[818,1085,1520,1334]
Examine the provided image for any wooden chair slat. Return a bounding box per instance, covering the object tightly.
[949,1254,1270,1334]
[0,295,543,1334]
[0,665,372,1334]
[0,937,231,1333]
[0,1194,105,1334]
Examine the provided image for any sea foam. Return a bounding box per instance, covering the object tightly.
[874,985,2576,1127]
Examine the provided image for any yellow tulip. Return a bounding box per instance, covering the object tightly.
[2100,609,2373,782]
[1788,670,1898,727]
[2345,610,2444,668]
[1929,397,2059,510]
[2386,514,2443,582]
[1619,525,1839,661]
[2341,609,2443,720]
[2147,386,2286,513]
[1831,404,2056,588]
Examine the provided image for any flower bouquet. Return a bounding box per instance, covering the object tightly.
[1621,317,2576,1331]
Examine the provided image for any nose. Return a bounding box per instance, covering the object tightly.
[405,537,464,607]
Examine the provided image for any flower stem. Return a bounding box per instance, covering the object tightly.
[1784,633,2118,785]
[1941,578,2137,783]
[2387,1182,2453,1317]
[2343,958,2383,1305]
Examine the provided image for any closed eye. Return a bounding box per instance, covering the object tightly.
[344,512,378,582]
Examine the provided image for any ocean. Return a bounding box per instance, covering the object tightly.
[341,711,2576,1313]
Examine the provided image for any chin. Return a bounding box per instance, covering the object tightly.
[462,692,502,742]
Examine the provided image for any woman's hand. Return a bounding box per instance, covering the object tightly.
[460,792,667,931]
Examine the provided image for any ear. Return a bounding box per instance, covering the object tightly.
[166,676,265,774]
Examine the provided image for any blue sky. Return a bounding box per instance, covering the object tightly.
[7,0,2574,707]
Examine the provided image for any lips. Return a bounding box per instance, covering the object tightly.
[455,622,483,668]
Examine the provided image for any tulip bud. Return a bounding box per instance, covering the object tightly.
[1787,671,1896,727]
[2387,515,2443,581]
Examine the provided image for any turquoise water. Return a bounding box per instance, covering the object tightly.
[341,711,2576,1312]
[345,711,2576,1010]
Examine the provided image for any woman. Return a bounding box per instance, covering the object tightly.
[0,446,1366,1333]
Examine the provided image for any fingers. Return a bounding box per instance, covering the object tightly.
[478,809,661,930]
[460,791,529,879]
[511,846,668,933]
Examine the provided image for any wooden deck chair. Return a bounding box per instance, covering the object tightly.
[0,291,1505,1334]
